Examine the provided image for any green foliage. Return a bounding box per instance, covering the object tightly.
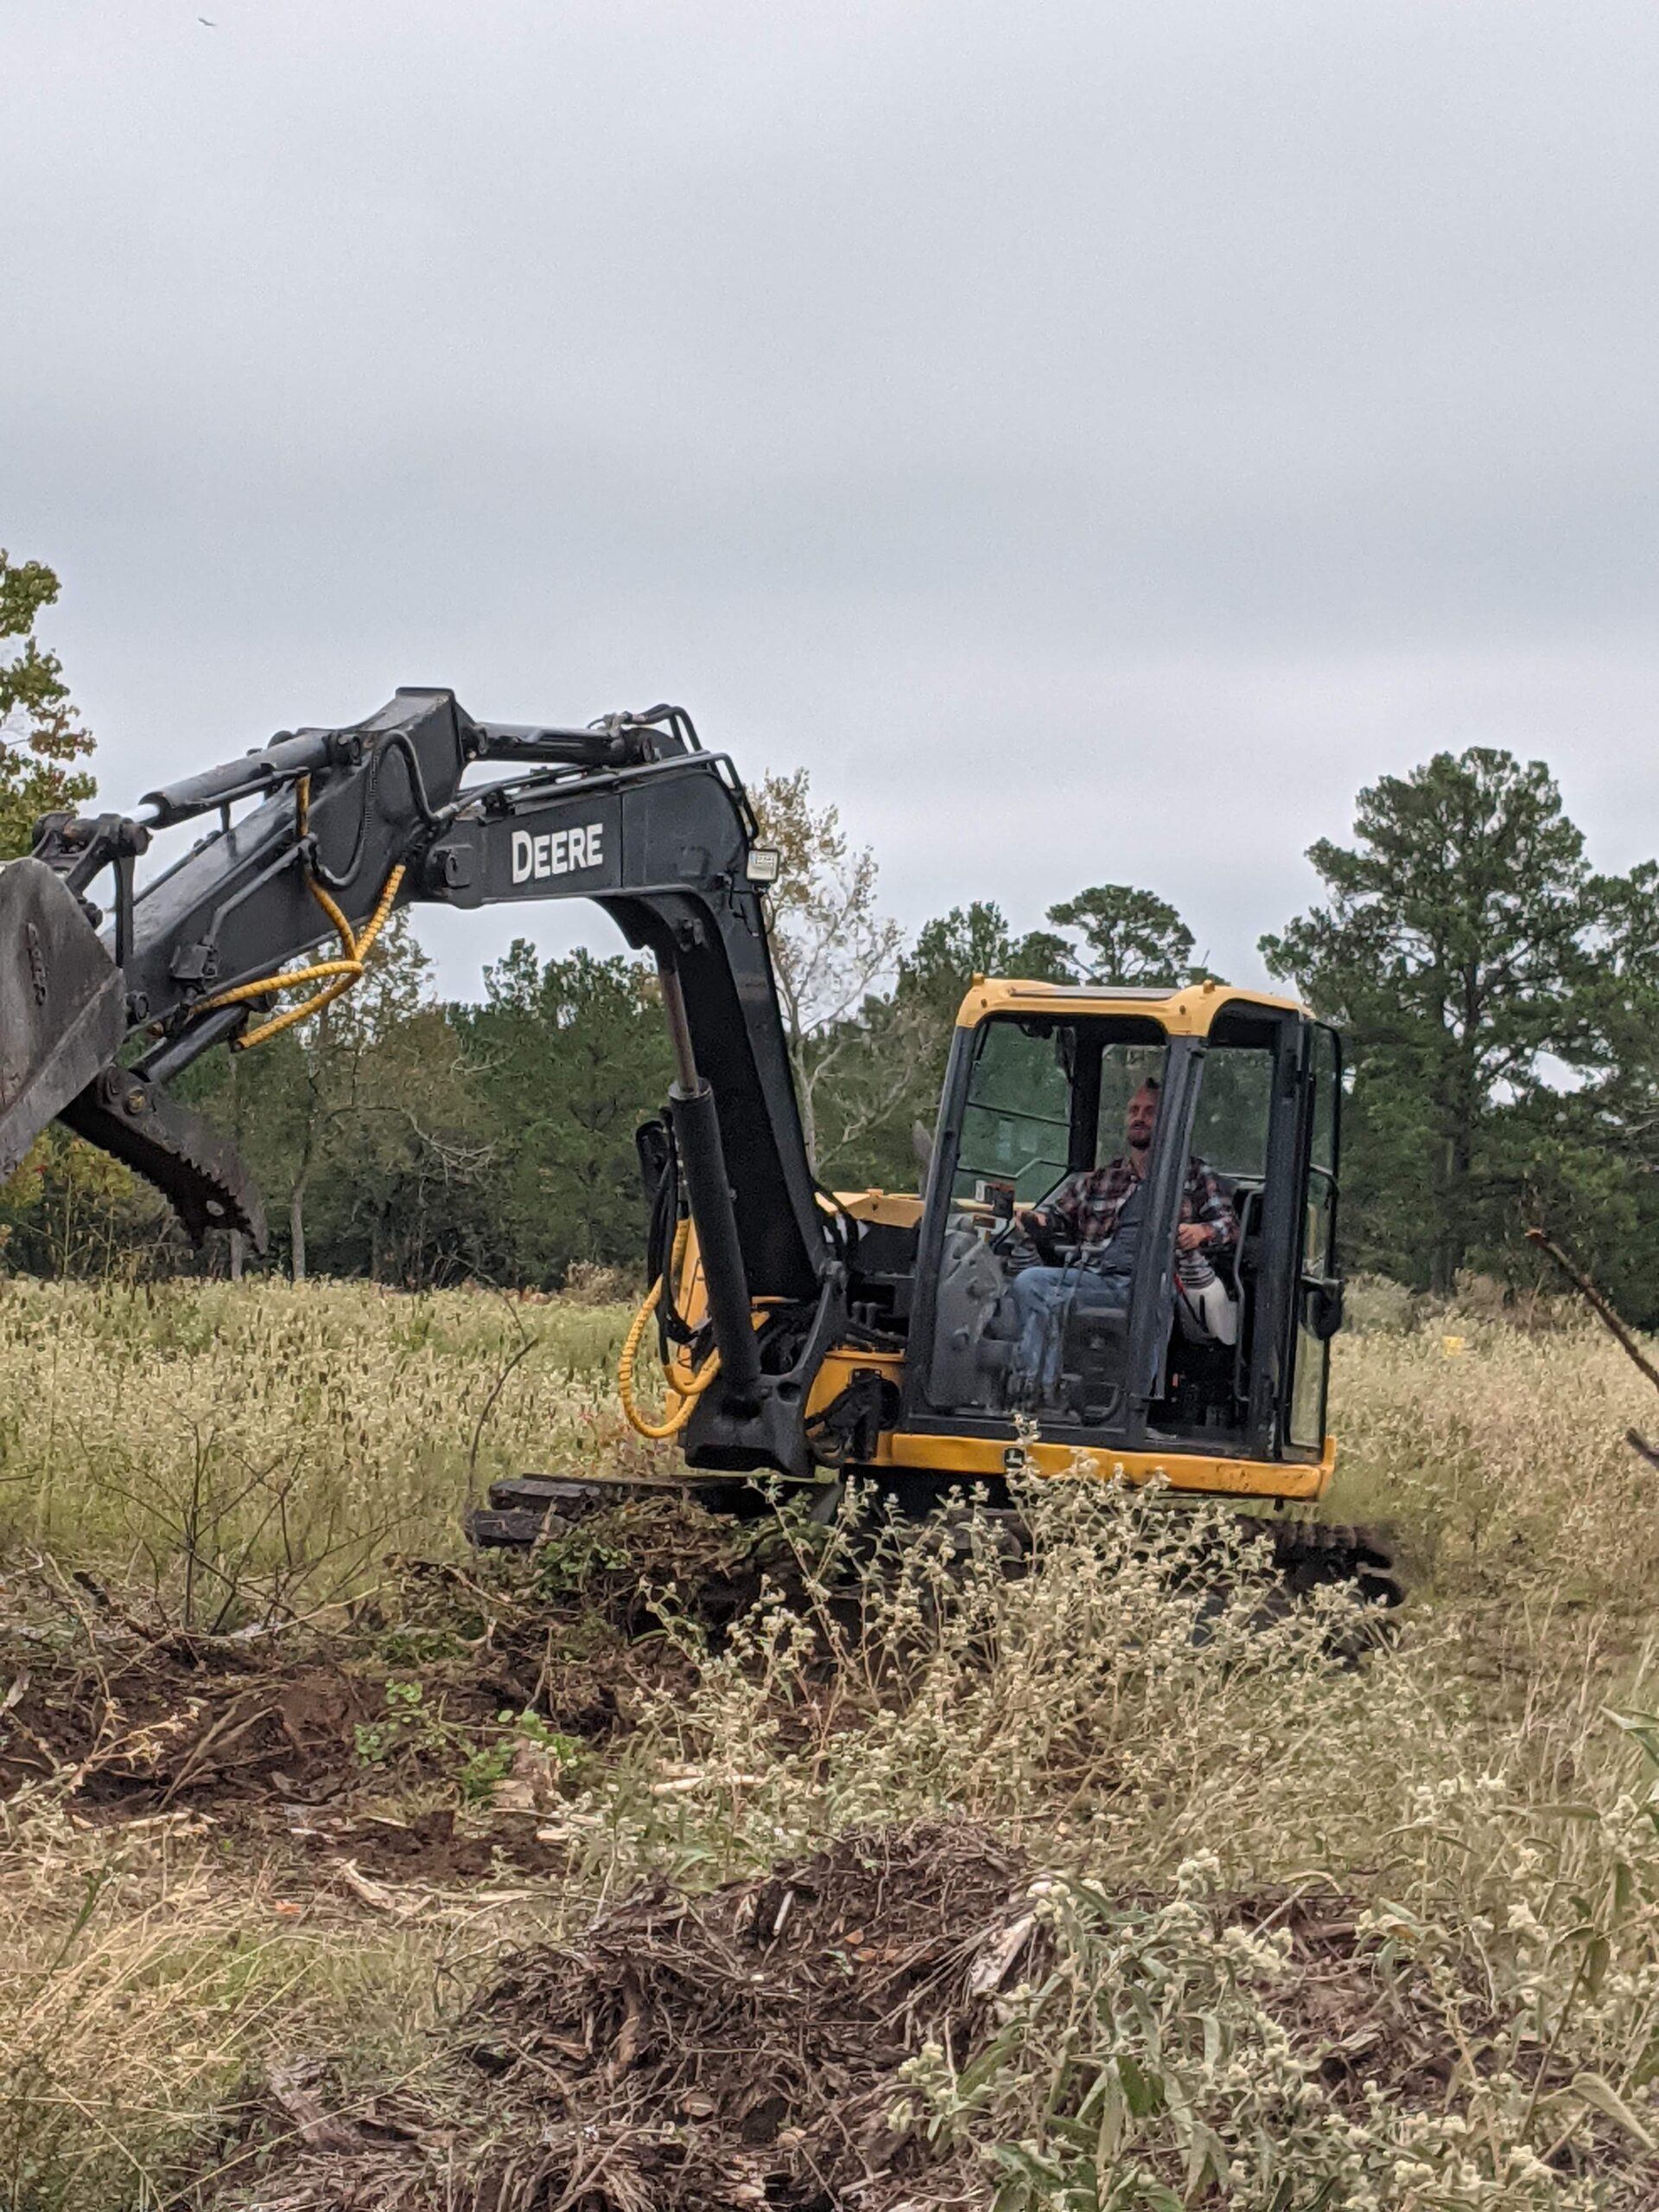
[353,1678,445,1767]
[4,592,1659,1326]
[902,899,1073,1021]
[459,1710,584,1803]
[805,902,1071,1192]
[185,913,489,1283]
[452,940,673,1284]
[529,1522,632,1599]
[352,1680,584,1804]
[0,1129,156,1279]
[1046,883,1198,986]
[1262,748,1641,1295]
[0,551,94,860]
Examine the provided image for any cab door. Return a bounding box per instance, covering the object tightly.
[1285,1022,1342,1457]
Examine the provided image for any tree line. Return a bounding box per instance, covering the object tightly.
[6,547,1659,1315]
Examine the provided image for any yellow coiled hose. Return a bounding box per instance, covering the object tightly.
[617,1219,724,1438]
[197,775,407,1050]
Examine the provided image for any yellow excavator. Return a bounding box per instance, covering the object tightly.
[0,689,1381,1591]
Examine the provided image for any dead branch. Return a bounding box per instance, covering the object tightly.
[1525,1227,1659,1395]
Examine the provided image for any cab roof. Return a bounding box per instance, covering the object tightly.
[954,976,1311,1037]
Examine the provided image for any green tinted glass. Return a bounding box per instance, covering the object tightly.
[954,1022,1072,1205]
[1189,1046,1274,1179]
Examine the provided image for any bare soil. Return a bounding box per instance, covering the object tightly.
[0,1494,786,1879]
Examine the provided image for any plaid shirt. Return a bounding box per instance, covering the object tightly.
[1034,1156,1237,1287]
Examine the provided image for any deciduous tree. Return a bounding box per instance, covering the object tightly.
[0,550,94,859]
[752,769,904,1170]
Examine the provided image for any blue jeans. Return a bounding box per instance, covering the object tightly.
[1005,1266,1132,1405]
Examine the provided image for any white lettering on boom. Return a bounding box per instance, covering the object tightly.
[510,823,606,885]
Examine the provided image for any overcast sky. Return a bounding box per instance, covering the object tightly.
[5,0,1658,997]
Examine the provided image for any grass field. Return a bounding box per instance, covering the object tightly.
[3,1280,1659,2207]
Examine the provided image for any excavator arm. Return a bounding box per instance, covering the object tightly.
[1,689,846,1476]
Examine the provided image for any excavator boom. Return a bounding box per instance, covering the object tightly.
[4,690,844,1475]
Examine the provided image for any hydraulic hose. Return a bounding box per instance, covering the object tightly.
[617,1221,723,1440]
[197,776,406,1049]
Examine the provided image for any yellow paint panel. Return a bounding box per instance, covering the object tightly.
[829,1190,924,1227]
[868,1428,1335,1502]
[951,977,1307,1034]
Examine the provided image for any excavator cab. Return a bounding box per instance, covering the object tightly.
[791,979,1344,1506]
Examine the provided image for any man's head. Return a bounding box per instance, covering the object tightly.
[1125,1078,1160,1165]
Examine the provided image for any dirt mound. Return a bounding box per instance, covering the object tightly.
[221,1821,1035,2212]
[206,1827,1657,2209]
[0,1497,764,1845]
[0,1640,369,1809]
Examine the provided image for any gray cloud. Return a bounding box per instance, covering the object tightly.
[4,0,1657,998]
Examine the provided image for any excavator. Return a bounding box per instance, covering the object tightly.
[0,689,1389,1594]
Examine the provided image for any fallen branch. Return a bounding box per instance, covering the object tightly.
[1525,1228,1659,1394]
[1528,1228,1659,1471]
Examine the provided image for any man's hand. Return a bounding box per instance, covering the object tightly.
[1175,1222,1211,1252]
[1017,1207,1065,1264]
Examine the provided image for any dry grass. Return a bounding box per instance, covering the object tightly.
[0,1280,675,1625]
[1329,1307,1659,1610]
[2,1278,1659,2204]
[0,1802,579,2211]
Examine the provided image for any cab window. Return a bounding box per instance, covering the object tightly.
[1190,1046,1274,1180]
[925,1014,1170,1433]
[952,1019,1071,1207]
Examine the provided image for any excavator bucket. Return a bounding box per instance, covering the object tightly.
[0,857,266,1249]
[0,858,126,1184]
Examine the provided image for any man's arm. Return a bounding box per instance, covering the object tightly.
[1022,1174,1082,1240]
[1176,1160,1236,1255]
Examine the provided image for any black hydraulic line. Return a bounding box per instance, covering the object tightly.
[657,958,764,1404]
[198,838,315,967]
[305,731,445,892]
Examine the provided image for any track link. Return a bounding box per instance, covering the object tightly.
[1260,1519,1405,1610]
[466,1473,764,1549]
[468,1474,1405,1616]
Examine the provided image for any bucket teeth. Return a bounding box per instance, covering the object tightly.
[58,1065,266,1249]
